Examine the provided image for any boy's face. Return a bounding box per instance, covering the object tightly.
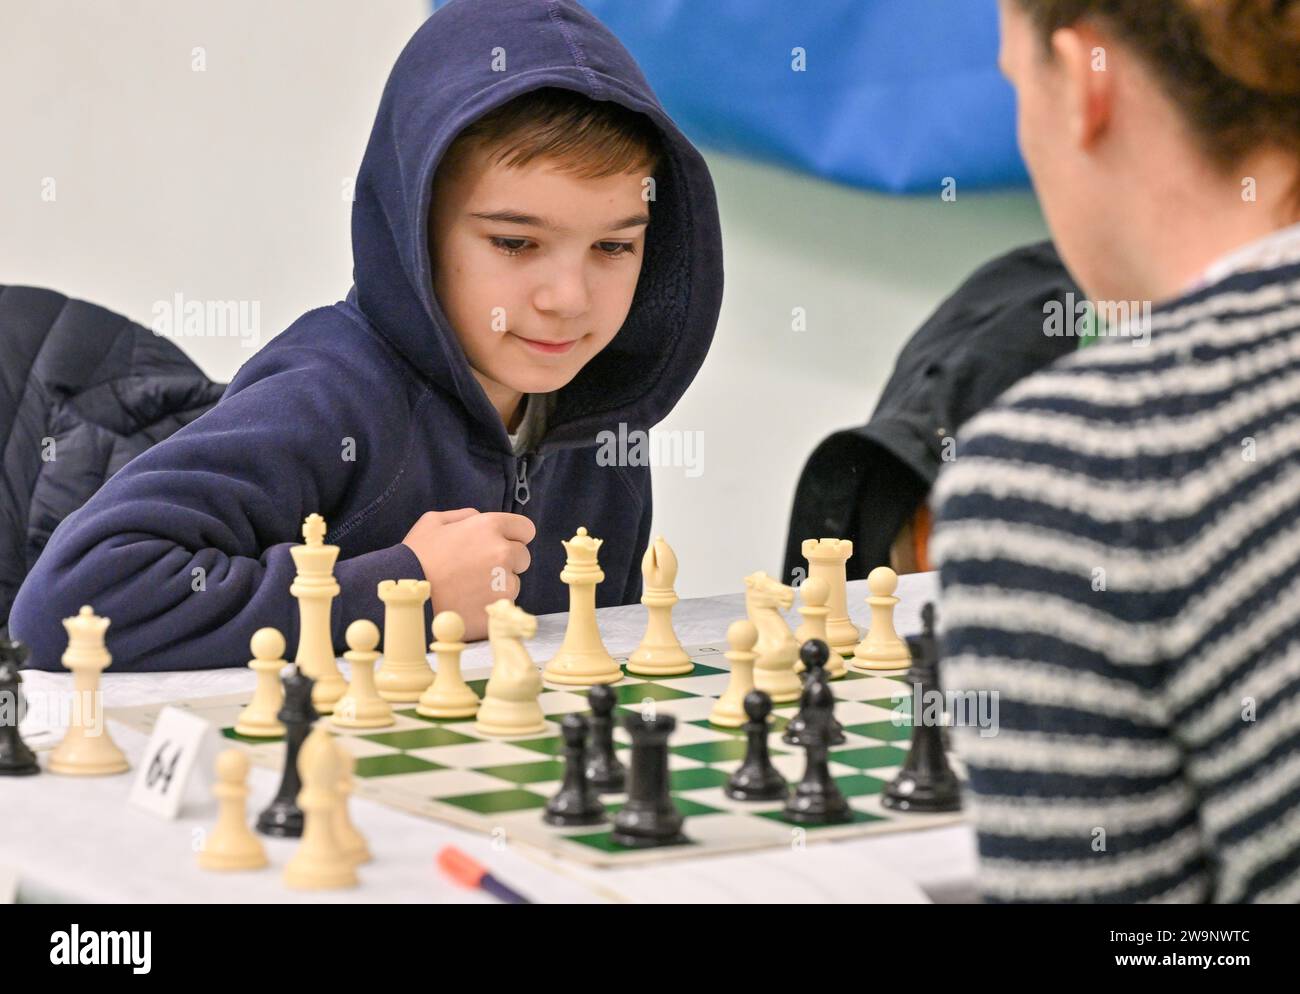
[429,143,650,405]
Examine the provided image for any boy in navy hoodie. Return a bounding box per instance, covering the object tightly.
[9,0,723,671]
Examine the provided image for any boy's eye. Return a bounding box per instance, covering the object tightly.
[596,241,635,257]
[489,236,532,256]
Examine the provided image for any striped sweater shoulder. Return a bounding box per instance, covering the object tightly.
[932,259,1300,903]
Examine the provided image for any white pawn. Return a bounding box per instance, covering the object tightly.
[235,628,287,738]
[284,726,357,890]
[851,566,911,671]
[418,611,480,719]
[627,536,692,676]
[793,577,846,679]
[333,743,371,866]
[709,620,758,728]
[198,750,268,871]
[48,605,129,776]
[477,599,546,737]
[332,620,394,730]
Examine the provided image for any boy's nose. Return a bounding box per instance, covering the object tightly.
[532,267,590,319]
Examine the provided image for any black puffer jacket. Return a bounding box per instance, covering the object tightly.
[0,286,225,633]
[782,241,1081,581]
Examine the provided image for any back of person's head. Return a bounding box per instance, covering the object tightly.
[1003,0,1300,301]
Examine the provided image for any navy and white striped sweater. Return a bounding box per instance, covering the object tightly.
[932,251,1300,903]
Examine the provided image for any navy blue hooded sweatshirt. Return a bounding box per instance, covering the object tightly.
[9,0,723,672]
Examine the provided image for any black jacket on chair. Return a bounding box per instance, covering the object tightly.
[782,241,1082,582]
[0,285,226,634]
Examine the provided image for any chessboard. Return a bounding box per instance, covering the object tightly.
[108,642,964,867]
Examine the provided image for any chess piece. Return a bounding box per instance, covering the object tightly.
[331,620,394,729]
[417,611,479,719]
[793,577,846,679]
[476,599,546,736]
[0,642,39,776]
[234,628,287,738]
[801,538,860,655]
[291,513,340,680]
[257,666,317,837]
[709,619,758,727]
[333,742,372,864]
[543,714,607,826]
[543,527,622,686]
[627,536,692,676]
[782,666,852,825]
[584,683,625,793]
[375,578,434,701]
[883,603,962,813]
[198,750,268,871]
[284,726,358,889]
[726,690,788,801]
[851,566,911,671]
[745,572,801,703]
[612,712,687,848]
[48,606,129,776]
[784,640,846,747]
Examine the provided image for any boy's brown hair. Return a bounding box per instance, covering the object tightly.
[1014,0,1300,203]
[441,86,664,179]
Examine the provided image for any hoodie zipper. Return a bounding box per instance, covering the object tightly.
[511,453,532,510]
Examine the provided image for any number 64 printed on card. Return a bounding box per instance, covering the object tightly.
[127,706,214,819]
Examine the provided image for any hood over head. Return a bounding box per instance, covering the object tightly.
[349,0,724,451]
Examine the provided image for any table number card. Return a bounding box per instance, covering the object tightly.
[127,706,214,819]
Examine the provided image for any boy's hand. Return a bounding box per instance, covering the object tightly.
[401,508,536,641]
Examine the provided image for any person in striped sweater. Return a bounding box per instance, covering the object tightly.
[933,1,1300,902]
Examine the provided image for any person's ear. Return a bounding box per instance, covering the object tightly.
[1051,24,1115,151]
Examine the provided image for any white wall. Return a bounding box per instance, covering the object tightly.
[0,0,1048,599]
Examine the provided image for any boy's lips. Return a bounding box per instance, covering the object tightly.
[510,332,579,356]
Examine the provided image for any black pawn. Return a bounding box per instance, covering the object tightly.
[726,690,787,801]
[0,642,39,776]
[544,714,607,826]
[782,655,852,825]
[883,603,962,813]
[612,712,687,848]
[783,639,845,747]
[256,666,317,837]
[584,683,626,793]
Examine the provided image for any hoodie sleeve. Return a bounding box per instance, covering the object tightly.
[619,464,653,605]
[9,326,424,672]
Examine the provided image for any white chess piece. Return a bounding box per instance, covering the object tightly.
[375,578,434,702]
[333,742,371,866]
[284,726,358,890]
[745,572,802,703]
[628,536,692,676]
[291,513,340,681]
[48,605,129,776]
[198,750,268,871]
[793,577,846,679]
[709,620,758,727]
[332,620,394,729]
[851,566,911,671]
[543,527,622,686]
[235,628,287,737]
[802,538,860,655]
[418,611,480,718]
[477,599,546,736]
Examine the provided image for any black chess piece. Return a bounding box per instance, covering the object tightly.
[611,712,688,848]
[584,683,626,793]
[726,690,788,801]
[256,666,317,837]
[883,602,962,813]
[543,714,607,827]
[0,642,39,776]
[783,639,845,747]
[782,653,852,824]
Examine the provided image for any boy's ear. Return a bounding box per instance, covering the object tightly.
[1052,24,1116,151]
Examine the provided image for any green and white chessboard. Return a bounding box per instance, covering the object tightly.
[108,644,964,866]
